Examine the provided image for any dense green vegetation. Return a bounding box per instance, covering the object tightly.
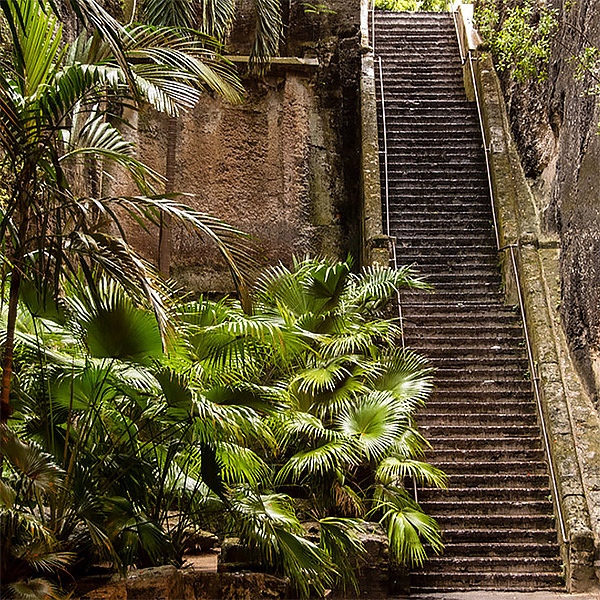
[0,0,445,598]
[375,0,447,11]
[2,259,445,598]
[476,0,558,82]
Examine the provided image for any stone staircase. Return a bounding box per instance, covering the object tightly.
[373,11,564,595]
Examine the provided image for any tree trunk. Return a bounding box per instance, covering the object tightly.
[0,268,22,424]
[1,205,30,425]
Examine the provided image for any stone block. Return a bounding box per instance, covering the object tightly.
[126,565,184,600]
[187,571,288,600]
[75,575,127,600]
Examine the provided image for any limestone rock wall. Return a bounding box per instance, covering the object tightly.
[489,0,600,402]
[110,0,363,293]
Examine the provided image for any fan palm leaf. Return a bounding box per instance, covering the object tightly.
[337,396,409,462]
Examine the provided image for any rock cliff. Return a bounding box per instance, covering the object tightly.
[490,0,600,402]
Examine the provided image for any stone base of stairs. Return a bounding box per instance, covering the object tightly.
[396,592,600,600]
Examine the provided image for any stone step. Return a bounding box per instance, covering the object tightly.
[408,346,525,358]
[420,541,560,558]
[420,425,541,439]
[391,220,494,230]
[434,514,555,530]
[420,556,561,575]
[426,449,545,464]
[420,500,552,517]
[421,413,537,428]
[426,431,542,447]
[418,486,549,502]
[409,571,563,591]
[427,392,532,405]
[437,528,558,545]
[431,375,531,387]
[407,328,520,342]
[388,200,491,209]
[397,265,500,276]
[404,311,519,324]
[428,460,547,475]
[402,299,514,309]
[423,401,535,414]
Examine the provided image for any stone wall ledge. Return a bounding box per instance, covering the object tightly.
[473,47,600,592]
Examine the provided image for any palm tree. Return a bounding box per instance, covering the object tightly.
[142,0,283,71]
[0,0,252,425]
[187,257,447,576]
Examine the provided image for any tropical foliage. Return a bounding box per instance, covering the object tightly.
[141,0,283,71]
[476,0,558,82]
[1,258,445,598]
[375,0,447,12]
[0,0,255,425]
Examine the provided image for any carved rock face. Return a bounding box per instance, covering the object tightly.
[495,0,600,402]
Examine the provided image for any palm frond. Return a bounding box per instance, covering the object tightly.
[337,395,409,461]
[348,264,431,312]
[276,439,359,484]
[376,457,447,488]
[0,425,63,494]
[216,442,271,486]
[319,517,367,594]
[7,577,62,600]
[250,0,283,72]
[144,0,196,28]
[374,348,434,409]
[199,0,237,40]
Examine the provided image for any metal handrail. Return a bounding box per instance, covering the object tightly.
[377,47,406,353]
[378,57,390,239]
[373,9,413,504]
[452,10,568,545]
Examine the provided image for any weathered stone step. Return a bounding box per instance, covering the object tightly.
[427,450,545,462]
[404,311,519,324]
[432,374,530,386]
[420,541,560,558]
[396,239,496,250]
[382,95,474,105]
[419,486,549,502]
[384,105,478,115]
[374,11,452,19]
[426,393,532,406]
[388,198,491,208]
[420,556,561,575]
[394,257,498,269]
[404,324,523,343]
[423,401,534,414]
[420,500,552,517]
[421,413,537,428]
[409,345,524,358]
[420,425,540,439]
[385,167,487,177]
[405,284,502,296]
[402,299,512,310]
[384,166,486,176]
[385,128,482,138]
[414,336,524,351]
[378,73,465,83]
[435,514,555,530]
[437,528,558,545]
[375,43,459,54]
[410,571,563,591]
[391,219,494,229]
[428,460,547,475]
